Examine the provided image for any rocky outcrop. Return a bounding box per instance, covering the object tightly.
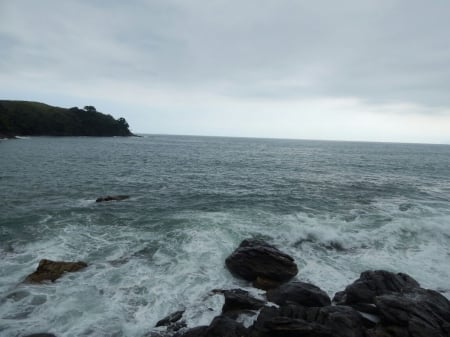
[145,240,450,337]
[225,239,298,289]
[267,281,331,307]
[95,195,129,203]
[24,259,87,283]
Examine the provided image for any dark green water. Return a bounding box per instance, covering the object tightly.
[1,135,449,336]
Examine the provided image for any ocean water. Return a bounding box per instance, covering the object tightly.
[0,135,449,337]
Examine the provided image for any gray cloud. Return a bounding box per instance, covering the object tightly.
[2,0,450,106]
[0,0,449,142]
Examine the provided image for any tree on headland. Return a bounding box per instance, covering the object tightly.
[117,117,129,129]
[84,105,97,113]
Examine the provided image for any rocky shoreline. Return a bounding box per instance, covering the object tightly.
[22,239,450,337]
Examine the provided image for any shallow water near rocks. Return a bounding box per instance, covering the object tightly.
[1,135,449,337]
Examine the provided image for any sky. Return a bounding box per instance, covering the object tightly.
[1,0,450,144]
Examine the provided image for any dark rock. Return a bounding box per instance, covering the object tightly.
[333,270,420,305]
[253,276,281,290]
[260,317,334,337]
[225,239,298,288]
[174,326,208,337]
[212,289,265,315]
[308,305,367,337]
[251,304,366,337]
[23,334,57,337]
[369,288,450,337]
[24,259,87,283]
[267,281,331,307]
[95,195,129,203]
[156,310,185,327]
[204,315,248,337]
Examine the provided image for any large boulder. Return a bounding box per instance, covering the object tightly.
[367,288,450,337]
[225,239,298,289]
[24,259,87,283]
[333,270,420,305]
[267,281,331,307]
[212,289,266,315]
[95,195,129,203]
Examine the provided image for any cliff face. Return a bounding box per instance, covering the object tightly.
[0,101,133,137]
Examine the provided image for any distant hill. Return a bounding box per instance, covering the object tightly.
[0,100,133,138]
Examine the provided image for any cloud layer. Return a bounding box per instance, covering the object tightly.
[1,0,449,143]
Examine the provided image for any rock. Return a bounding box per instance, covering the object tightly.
[23,334,57,337]
[175,316,247,337]
[212,289,265,315]
[95,195,129,203]
[267,281,331,307]
[225,239,298,288]
[204,315,248,337]
[253,277,281,291]
[24,259,87,283]
[304,306,367,337]
[258,317,334,337]
[174,326,208,337]
[368,288,450,337]
[333,270,420,305]
[156,310,185,327]
[251,304,366,337]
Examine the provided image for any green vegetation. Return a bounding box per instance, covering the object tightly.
[0,100,133,137]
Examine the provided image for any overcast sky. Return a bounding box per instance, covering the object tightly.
[1,0,449,143]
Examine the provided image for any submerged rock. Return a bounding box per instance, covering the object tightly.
[212,289,266,315]
[24,259,87,283]
[95,195,129,202]
[225,239,298,289]
[267,281,331,307]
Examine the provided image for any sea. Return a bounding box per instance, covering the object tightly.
[1,135,449,337]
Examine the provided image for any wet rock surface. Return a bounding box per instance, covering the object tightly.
[156,310,185,327]
[267,281,331,307]
[369,288,450,337]
[250,304,365,337]
[333,270,420,305]
[24,259,87,283]
[225,239,298,288]
[212,289,266,315]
